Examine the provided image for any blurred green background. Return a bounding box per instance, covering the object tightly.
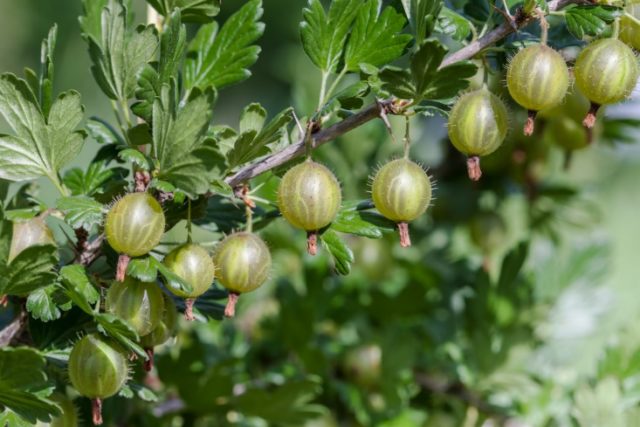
[3,0,640,426]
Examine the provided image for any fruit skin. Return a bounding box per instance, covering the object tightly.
[140,294,178,348]
[507,44,570,112]
[68,334,128,399]
[574,38,640,106]
[371,158,432,223]
[35,394,78,427]
[621,1,640,51]
[277,160,342,231]
[105,193,165,257]
[545,116,590,151]
[215,232,271,295]
[448,87,509,157]
[470,211,507,254]
[106,277,165,337]
[8,216,55,262]
[163,244,215,299]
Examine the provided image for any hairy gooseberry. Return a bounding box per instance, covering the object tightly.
[8,216,54,262]
[371,158,432,247]
[105,277,165,337]
[68,334,128,425]
[620,1,640,50]
[507,44,569,136]
[277,160,342,255]
[105,193,165,281]
[447,87,509,181]
[574,38,640,128]
[163,243,215,321]
[35,393,78,427]
[214,232,271,318]
[140,294,177,371]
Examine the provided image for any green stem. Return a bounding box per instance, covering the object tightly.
[317,70,330,111]
[613,17,621,39]
[322,67,348,107]
[48,172,69,197]
[625,11,640,27]
[245,203,253,233]
[403,116,411,159]
[186,199,193,243]
[120,99,133,128]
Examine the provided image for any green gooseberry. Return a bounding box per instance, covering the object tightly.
[105,277,165,337]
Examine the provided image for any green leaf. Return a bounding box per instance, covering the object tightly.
[320,230,354,275]
[39,25,57,118]
[0,245,57,296]
[87,117,125,145]
[300,0,361,73]
[26,285,62,322]
[81,0,158,100]
[63,161,127,196]
[227,105,292,170]
[565,5,622,39]
[437,7,473,41]
[127,257,159,282]
[0,75,85,182]
[153,85,220,196]
[184,0,264,90]
[344,0,411,71]
[127,123,153,146]
[118,148,153,170]
[233,377,324,425]
[0,204,10,267]
[96,313,146,358]
[379,40,476,102]
[146,0,221,22]
[331,210,393,239]
[57,196,104,230]
[154,257,193,295]
[401,0,443,45]
[496,242,529,293]
[59,264,100,308]
[0,348,61,424]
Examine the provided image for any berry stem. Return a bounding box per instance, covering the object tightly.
[307,231,318,256]
[144,347,154,372]
[403,116,411,159]
[536,8,549,45]
[583,103,600,129]
[92,398,103,425]
[398,222,411,248]
[184,298,196,321]
[613,17,621,39]
[467,156,483,181]
[224,292,239,318]
[116,254,130,282]
[186,199,193,244]
[524,110,537,136]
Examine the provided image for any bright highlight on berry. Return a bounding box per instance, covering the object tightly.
[448,87,509,181]
[277,160,342,255]
[371,158,432,247]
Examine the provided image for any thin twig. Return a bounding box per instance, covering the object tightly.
[225,0,582,189]
[0,310,27,347]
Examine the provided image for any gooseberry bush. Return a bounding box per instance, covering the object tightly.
[1,0,640,425]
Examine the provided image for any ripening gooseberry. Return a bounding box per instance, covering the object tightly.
[105,277,165,337]
[140,294,177,371]
[277,160,342,255]
[507,44,570,136]
[163,243,215,321]
[214,232,271,318]
[447,87,509,181]
[67,334,128,425]
[371,158,432,247]
[620,1,640,50]
[105,193,165,281]
[574,38,640,128]
[8,216,55,263]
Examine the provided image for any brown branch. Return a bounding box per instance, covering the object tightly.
[224,0,583,189]
[0,310,27,347]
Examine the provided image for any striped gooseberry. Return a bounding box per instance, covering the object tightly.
[574,38,640,128]
[371,158,432,247]
[163,243,215,321]
[8,216,55,263]
[105,193,165,281]
[447,87,509,181]
[507,44,569,135]
[214,232,271,318]
[620,1,640,50]
[105,277,165,337]
[277,160,342,255]
[140,294,177,371]
[67,334,128,425]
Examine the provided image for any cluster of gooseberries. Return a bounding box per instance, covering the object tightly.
[448,10,640,180]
